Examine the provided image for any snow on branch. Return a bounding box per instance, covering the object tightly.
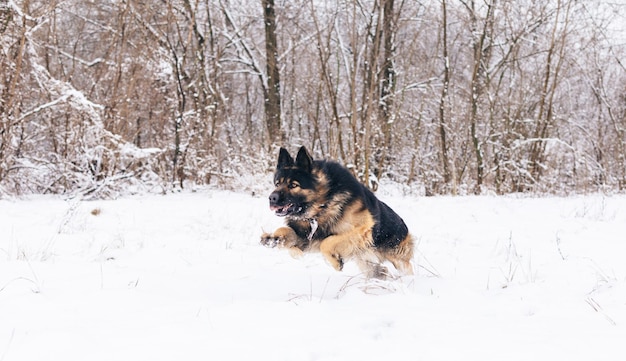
[17,94,70,122]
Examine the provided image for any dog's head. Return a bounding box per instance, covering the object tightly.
[269,146,317,217]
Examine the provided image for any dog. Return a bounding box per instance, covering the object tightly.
[260,146,414,279]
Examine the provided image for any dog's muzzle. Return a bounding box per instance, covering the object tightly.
[269,191,300,216]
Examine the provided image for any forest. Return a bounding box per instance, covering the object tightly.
[1,0,626,198]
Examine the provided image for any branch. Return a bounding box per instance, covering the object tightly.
[44,45,106,67]
[511,137,576,152]
[219,1,267,91]
[16,94,69,122]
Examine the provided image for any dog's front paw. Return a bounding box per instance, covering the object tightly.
[260,233,285,248]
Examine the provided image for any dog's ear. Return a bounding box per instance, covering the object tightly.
[295,146,313,173]
[277,147,294,169]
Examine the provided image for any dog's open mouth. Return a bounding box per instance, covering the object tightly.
[270,203,300,216]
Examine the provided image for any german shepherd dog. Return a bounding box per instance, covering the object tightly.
[261,146,414,279]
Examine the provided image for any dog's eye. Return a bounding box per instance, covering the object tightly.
[288,182,299,189]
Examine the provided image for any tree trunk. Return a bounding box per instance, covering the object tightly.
[262,0,283,146]
[376,0,397,181]
[438,0,453,194]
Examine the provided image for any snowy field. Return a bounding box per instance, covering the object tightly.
[1,189,625,360]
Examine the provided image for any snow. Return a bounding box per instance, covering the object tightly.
[1,190,626,360]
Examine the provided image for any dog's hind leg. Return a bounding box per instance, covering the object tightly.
[389,258,414,275]
[385,234,415,275]
[354,250,388,279]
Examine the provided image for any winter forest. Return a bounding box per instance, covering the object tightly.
[1,0,626,198]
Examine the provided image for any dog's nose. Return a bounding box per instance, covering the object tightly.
[269,191,281,205]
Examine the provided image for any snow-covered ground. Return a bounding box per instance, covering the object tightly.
[1,189,625,360]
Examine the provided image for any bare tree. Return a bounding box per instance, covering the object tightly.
[462,0,495,194]
[527,0,574,187]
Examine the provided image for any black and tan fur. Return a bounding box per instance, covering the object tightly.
[261,146,414,279]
